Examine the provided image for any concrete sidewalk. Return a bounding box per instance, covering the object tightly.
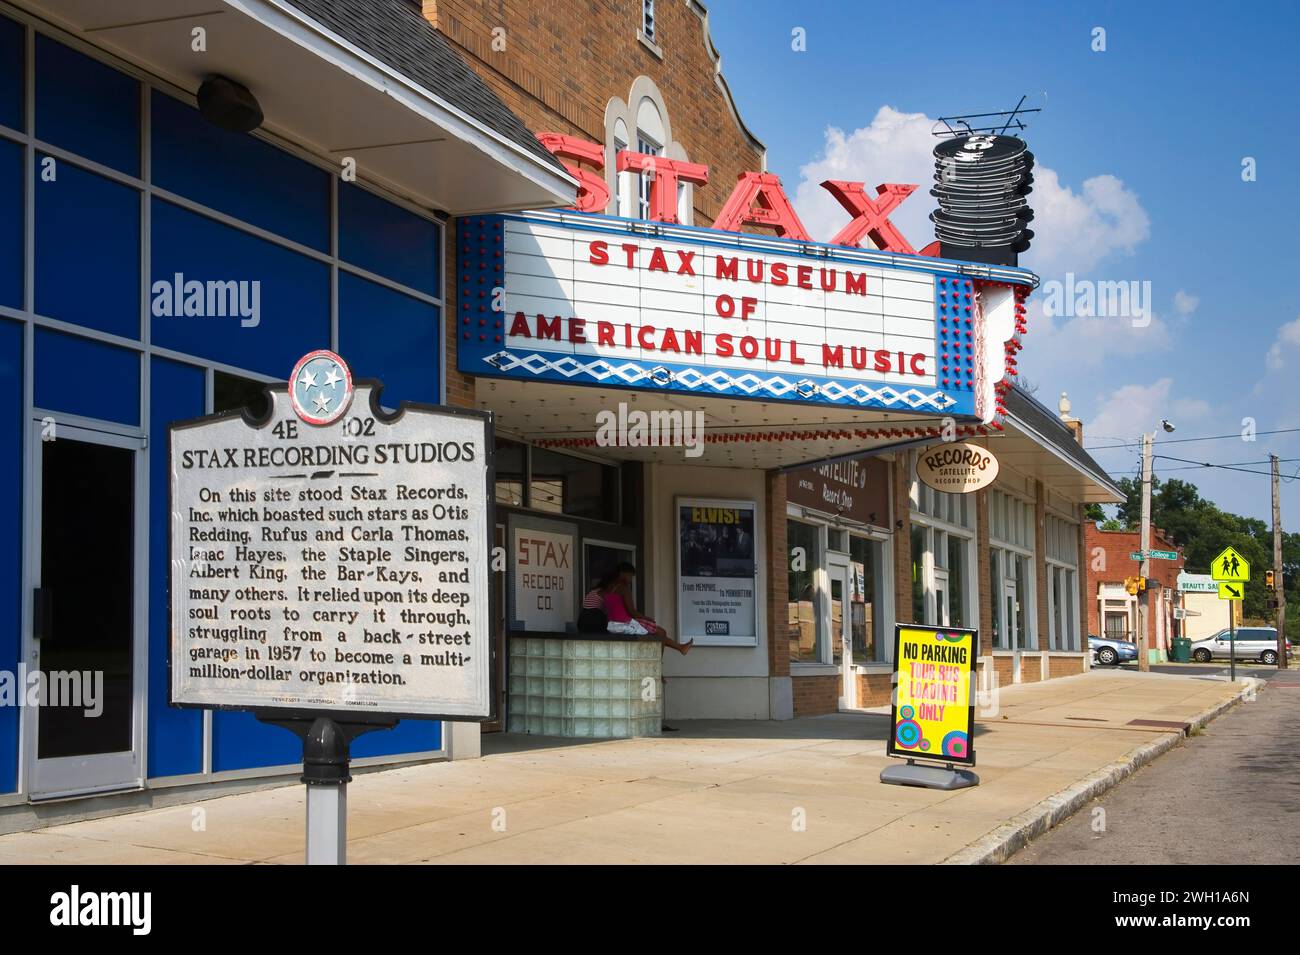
[0,670,1255,864]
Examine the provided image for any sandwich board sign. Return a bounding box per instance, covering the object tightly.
[169,351,494,863]
[881,624,979,790]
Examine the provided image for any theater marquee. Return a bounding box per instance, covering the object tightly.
[457,211,1036,420]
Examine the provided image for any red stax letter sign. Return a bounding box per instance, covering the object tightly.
[536,132,610,213]
[536,133,918,251]
[821,181,918,254]
[616,152,710,223]
[712,171,811,240]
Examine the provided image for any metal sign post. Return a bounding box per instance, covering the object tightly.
[257,714,398,865]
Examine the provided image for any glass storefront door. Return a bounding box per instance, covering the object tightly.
[25,422,145,798]
[827,554,854,707]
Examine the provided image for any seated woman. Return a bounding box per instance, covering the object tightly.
[599,561,693,655]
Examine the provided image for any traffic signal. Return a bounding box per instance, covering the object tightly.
[1265,570,1276,590]
[1124,576,1147,596]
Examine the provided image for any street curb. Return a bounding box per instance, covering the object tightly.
[941,678,1262,865]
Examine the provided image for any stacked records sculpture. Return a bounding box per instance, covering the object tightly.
[931,134,1035,266]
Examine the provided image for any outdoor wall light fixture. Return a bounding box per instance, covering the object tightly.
[197,75,264,133]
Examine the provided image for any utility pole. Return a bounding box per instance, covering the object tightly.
[1274,454,1288,669]
[1138,432,1152,672]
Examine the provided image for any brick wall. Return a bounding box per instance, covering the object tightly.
[792,674,838,716]
[856,671,893,708]
[892,454,913,624]
[766,470,790,679]
[1083,524,1185,641]
[1049,655,1086,679]
[423,0,766,226]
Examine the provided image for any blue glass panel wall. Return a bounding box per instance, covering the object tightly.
[211,711,302,773]
[35,156,140,338]
[0,319,21,793]
[150,198,329,378]
[0,13,22,132]
[351,719,441,759]
[339,273,440,405]
[147,357,205,778]
[151,91,330,253]
[35,35,139,176]
[340,183,439,297]
[0,139,20,309]
[34,328,139,426]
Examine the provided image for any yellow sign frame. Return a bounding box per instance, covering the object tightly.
[887,624,977,766]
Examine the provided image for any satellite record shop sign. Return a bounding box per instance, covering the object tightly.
[169,351,494,720]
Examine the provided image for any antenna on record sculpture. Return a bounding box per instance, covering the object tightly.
[928,95,1045,267]
[931,93,1045,139]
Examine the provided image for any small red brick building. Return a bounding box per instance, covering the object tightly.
[1084,525,1185,662]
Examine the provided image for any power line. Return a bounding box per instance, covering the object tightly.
[1085,427,1300,452]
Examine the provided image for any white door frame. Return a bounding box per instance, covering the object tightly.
[826,553,854,708]
[21,417,148,800]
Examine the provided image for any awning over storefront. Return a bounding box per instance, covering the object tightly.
[477,377,967,470]
[993,387,1123,504]
[22,0,577,212]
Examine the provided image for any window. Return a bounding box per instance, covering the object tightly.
[910,523,925,622]
[635,135,660,220]
[990,489,1036,649]
[642,0,656,43]
[788,519,821,663]
[494,437,526,507]
[948,533,967,629]
[1045,514,1080,650]
[213,370,270,418]
[528,446,619,523]
[849,535,886,663]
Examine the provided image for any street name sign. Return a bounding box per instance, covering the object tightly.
[1148,549,1178,560]
[169,352,494,721]
[1211,546,1250,584]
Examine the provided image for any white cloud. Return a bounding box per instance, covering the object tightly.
[1023,295,1171,374]
[791,107,1150,275]
[1084,378,1210,449]
[1266,316,1300,371]
[793,107,936,250]
[1174,290,1199,315]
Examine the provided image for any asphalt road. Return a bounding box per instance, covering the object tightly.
[1007,665,1300,864]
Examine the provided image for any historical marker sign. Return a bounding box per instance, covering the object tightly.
[169,356,494,721]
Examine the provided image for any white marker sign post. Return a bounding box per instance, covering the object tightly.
[169,351,493,864]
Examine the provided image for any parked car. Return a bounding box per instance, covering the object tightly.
[1189,627,1293,665]
[1089,634,1138,666]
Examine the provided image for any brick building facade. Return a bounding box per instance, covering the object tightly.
[1084,524,1186,662]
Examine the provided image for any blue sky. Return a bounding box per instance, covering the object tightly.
[704,0,1300,521]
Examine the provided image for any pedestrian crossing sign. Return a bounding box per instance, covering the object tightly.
[1211,547,1250,583]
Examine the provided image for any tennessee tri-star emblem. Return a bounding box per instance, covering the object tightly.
[288,350,354,426]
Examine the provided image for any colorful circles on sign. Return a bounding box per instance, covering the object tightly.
[900,705,915,720]
[938,631,965,642]
[894,720,922,749]
[920,739,931,752]
[941,731,969,759]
